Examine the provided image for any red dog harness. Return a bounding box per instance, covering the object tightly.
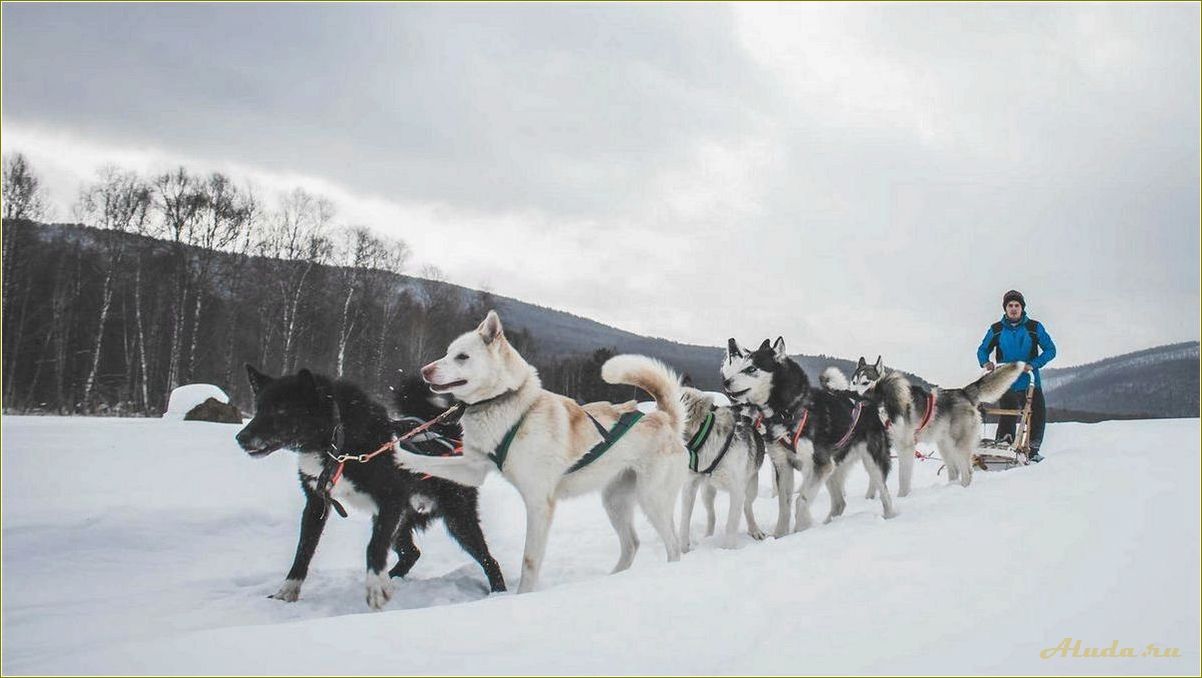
[833,401,864,449]
[767,410,809,450]
[915,392,937,435]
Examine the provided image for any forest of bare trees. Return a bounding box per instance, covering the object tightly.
[1,153,633,415]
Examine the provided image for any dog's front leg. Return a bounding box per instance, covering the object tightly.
[793,459,832,532]
[678,474,703,553]
[893,422,915,497]
[364,503,403,610]
[701,485,718,537]
[766,443,793,538]
[271,491,329,602]
[825,462,850,523]
[743,471,765,540]
[517,495,556,594]
[393,448,492,487]
[722,480,745,549]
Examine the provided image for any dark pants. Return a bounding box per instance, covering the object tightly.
[994,387,1047,452]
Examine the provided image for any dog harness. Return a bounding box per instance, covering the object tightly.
[772,408,809,451]
[832,401,865,449]
[318,404,466,519]
[685,411,715,470]
[915,392,937,435]
[685,410,741,475]
[880,392,941,462]
[490,410,646,474]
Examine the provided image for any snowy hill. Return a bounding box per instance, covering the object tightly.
[2,415,1197,675]
[1042,342,1199,419]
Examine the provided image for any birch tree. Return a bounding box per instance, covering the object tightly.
[75,167,152,409]
[257,188,334,374]
[152,167,206,391]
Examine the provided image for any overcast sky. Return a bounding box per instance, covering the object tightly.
[3,2,1198,384]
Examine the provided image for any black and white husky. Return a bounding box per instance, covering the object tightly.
[721,338,896,537]
[677,387,766,550]
[849,356,1026,493]
[235,366,506,609]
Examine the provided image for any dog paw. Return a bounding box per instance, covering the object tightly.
[748,528,766,541]
[883,509,899,520]
[365,571,393,610]
[269,579,302,602]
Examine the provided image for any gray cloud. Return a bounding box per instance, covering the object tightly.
[2,2,1197,383]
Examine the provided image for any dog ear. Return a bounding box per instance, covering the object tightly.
[726,338,744,360]
[726,338,743,360]
[858,356,866,368]
[758,339,772,353]
[478,310,504,345]
[772,336,787,361]
[874,355,883,372]
[245,364,273,396]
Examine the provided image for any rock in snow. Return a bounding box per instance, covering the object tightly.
[162,384,231,420]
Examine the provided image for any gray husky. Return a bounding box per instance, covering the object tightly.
[678,387,767,550]
[722,338,896,537]
[849,356,1026,493]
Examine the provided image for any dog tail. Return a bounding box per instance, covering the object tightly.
[820,366,849,390]
[874,371,913,422]
[601,354,684,437]
[962,362,1026,405]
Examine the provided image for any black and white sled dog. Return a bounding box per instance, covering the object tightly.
[849,356,1026,493]
[721,338,896,537]
[678,387,767,550]
[393,311,687,593]
[235,366,506,609]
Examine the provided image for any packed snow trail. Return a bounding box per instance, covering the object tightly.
[2,416,1197,674]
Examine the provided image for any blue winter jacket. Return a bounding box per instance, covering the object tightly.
[976,313,1057,391]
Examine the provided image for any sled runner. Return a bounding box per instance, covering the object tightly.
[973,371,1038,471]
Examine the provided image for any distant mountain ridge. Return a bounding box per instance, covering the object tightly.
[481,296,871,392]
[1042,341,1199,419]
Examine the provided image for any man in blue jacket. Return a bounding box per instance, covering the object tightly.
[976,289,1057,462]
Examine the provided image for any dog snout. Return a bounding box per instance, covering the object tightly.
[420,362,438,382]
[235,426,257,450]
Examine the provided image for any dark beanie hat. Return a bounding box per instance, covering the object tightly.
[1003,289,1026,309]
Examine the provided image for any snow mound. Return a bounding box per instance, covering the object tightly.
[163,384,231,420]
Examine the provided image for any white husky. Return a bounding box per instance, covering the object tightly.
[392,311,687,593]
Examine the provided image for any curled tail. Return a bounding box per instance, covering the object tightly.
[962,362,1026,404]
[601,354,684,437]
[820,366,849,391]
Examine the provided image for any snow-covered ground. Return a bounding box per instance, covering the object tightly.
[2,415,1198,675]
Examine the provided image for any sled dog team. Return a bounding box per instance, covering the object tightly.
[238,310,1027,607]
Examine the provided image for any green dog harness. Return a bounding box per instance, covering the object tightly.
[685,410,715,472]
[490,409,645,474]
